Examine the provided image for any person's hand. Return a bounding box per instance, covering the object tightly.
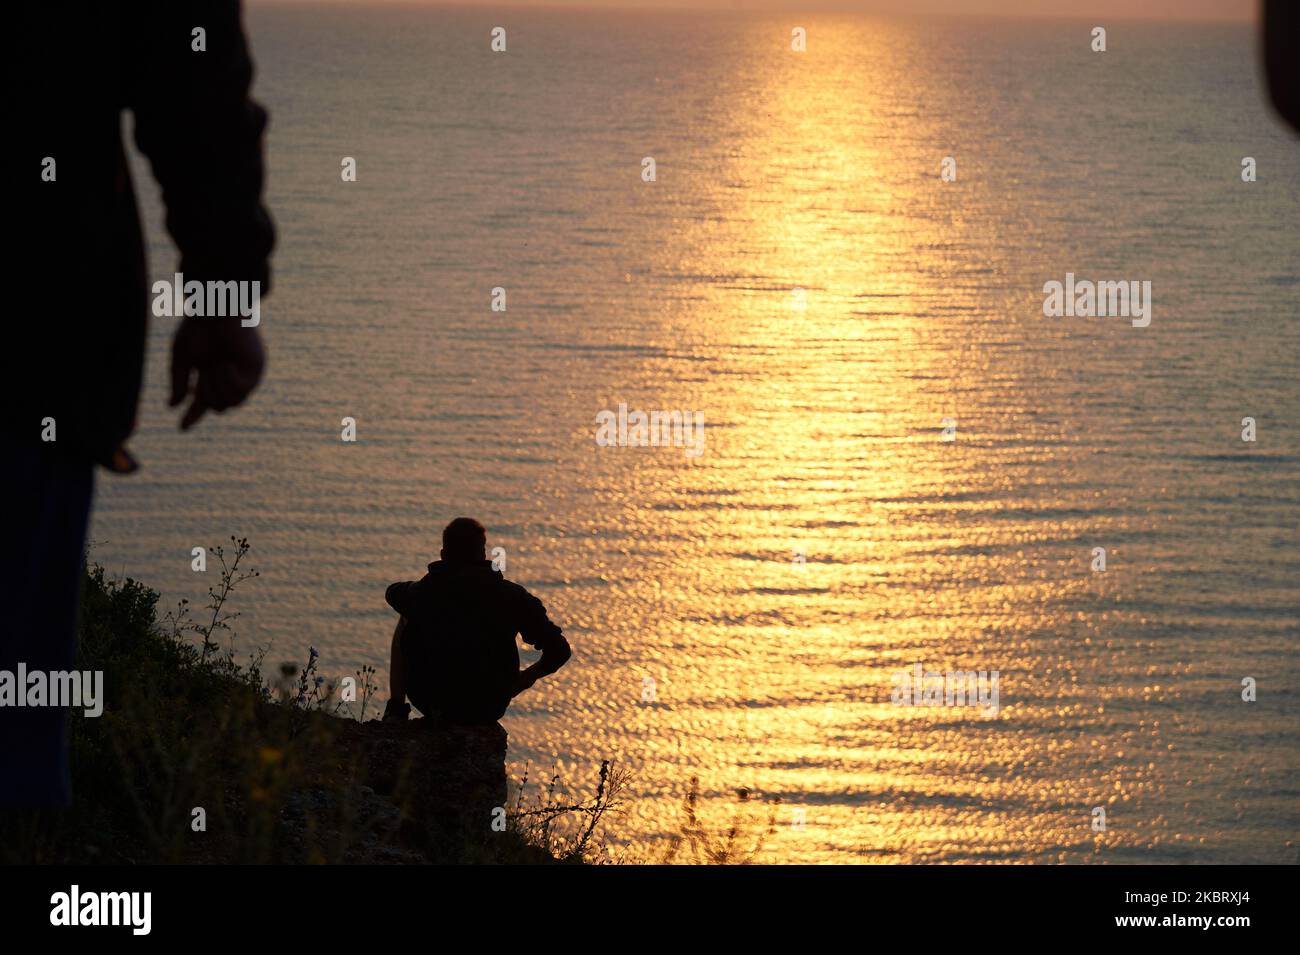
[169,316,266,430]
[382,699,411,723]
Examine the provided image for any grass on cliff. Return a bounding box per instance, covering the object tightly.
[1,539,782,865]
[0,540,598,864]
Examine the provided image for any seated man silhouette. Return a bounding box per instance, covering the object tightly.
[383,518,571,725]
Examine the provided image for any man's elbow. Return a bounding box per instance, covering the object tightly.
[547,635,572,671]
[384,582,406,612]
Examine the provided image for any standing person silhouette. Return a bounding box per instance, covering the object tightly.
[4,1,274,806]
[384,519,572,725]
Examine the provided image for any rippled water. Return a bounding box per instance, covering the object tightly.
[92,5,1299,862]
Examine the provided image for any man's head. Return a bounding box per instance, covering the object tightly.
[441,517,487,563]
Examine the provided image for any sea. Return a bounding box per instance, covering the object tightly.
[91,2,1300,863]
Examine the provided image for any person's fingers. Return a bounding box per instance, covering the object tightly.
[169,346,192,408]
[234,333,266,396]
[206,363,257,412]
[237,355,264,397]
[201,365,237,412]
[180,394,209,430]
[221,362,258,408]
[173,323,265,426]
[169,325,196,408]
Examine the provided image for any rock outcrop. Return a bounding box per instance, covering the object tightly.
[277,714,551,863]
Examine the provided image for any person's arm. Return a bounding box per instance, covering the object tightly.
[129,1,275,430]
[513,591,571,696]
[388,615,408,703]
[382,583,416,720]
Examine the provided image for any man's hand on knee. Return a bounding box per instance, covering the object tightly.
[382,699,410,722]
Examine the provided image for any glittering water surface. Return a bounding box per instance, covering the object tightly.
[92,5,1299,863]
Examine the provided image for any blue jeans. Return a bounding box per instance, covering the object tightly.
[0,447,94,806]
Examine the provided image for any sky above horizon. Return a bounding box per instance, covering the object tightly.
[249,0,1256,24]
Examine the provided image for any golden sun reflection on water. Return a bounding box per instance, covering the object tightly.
[568,22,1081,862]
[551,18,1215,863]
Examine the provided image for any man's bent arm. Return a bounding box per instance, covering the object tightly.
[388,615,408,704]
[515,593,571,694]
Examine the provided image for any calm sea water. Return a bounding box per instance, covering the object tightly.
[94,4,1299,863]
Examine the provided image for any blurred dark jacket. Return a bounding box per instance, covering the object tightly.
[13,1,274,467]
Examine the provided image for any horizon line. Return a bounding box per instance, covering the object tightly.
[246,0,1257,26]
